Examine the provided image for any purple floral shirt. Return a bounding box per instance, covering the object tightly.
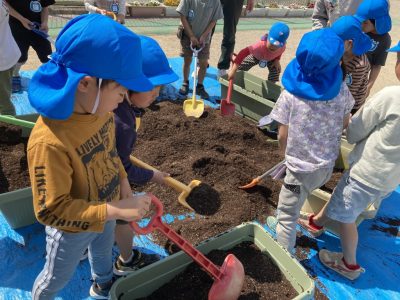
[270,83,355,173]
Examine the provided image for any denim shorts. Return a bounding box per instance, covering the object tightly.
[325,171,388,223]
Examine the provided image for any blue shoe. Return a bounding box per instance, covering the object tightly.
[12,76,22,93]
[266,216,278,233]
[89,278,114,299]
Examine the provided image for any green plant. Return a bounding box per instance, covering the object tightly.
[146,0,161,6]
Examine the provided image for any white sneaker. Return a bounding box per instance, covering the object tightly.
[217,69,228,78]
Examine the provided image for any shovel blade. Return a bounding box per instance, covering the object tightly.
[220,100,236,116]
[208,254,245,300]
[238,178,260,189]
[183,99,205,118]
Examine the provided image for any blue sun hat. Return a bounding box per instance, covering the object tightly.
[29,14,153,120]
[139,35,179,86]
[267,22,290,47]
[282,28,344,101]
[332,16,373,56]
[387,41,400,52]
[354,0,391,35]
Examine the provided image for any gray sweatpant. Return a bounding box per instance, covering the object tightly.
[276,168,332,253]
[32,220,116,300]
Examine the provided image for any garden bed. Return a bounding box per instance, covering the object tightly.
[140,241,298,300]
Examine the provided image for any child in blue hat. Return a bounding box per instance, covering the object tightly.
[332,15,373,113]
[354,0,392,96]
[298,41,400,280]
[113,35,179,276]
[27,14,153,299]
[227,22,290,83]
[265,29,355,254]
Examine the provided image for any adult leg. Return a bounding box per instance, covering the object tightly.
[217,0,245,70]
[0,68,16,115]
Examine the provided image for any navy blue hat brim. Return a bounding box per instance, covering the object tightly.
[29,62,86,120]
[147,69,179,86]
[282,58,343,101]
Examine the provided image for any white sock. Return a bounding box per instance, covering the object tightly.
[119,251,134,264]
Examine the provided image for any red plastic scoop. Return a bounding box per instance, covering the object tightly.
[220,79,236,116]
[130,194,244,300]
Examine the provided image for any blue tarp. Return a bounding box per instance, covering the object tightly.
[3,60,400,299]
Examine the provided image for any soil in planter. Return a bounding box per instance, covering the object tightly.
[134,102,284,246]
[140,241,298,300]
[320,168,344,194]
[0,122,30,193]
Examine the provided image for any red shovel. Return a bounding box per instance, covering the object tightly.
[220,79,236,116]
[130,194,244,300]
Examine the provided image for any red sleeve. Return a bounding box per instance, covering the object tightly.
[234,47,251,65]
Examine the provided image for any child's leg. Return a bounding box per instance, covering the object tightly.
[276,168,332,252]
[237,54,259,71]
[32,226,91,299]
[182,56,192,83]
[88,220,116,285]
[266,60,280,83]
[115,222,134,261]
[0,68,16,115]
[197,58,208,85]
[339,222,358,265]
[30,31,52,63]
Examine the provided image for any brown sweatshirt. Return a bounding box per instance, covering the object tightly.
[27,113,127,233]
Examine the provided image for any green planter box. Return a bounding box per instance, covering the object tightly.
[110,223,314,300]
[219,71,282,124]
[0,115,37,229]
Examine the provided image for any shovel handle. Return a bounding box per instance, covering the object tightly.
[258,160,286,180]
[130,156,192,194]
[226,79,234,104]
[131,194,223,280]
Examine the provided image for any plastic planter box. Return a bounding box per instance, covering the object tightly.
[0,115,37,229]
[110,222,314,300]
[219,71,282,124]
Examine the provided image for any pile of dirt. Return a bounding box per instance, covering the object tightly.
[140,241,298,300]
[0,122,30,193]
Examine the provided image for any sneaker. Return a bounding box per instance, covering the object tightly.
[89,278,115,299]
[319,249,365,280]
[298,214,325,237]
[196,84,209,99]
[217,69,228,78]
[266,216,278,233]
[113,249,160,276]
[12,76,22,93]
[80,248,88,261]
[179,81,189,96]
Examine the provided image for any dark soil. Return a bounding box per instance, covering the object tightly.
[320,168,344,194]
[371,217,400,237]
[134,102,284,246]
[0,122,30,193]
[140,241,298,300]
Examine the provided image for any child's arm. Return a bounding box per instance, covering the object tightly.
[277,124,288,155]
[84,0,107,15]
[180,14,199,46]
[366,65,381,97]
[117,0,126,24]
[40,6,50,32]
[199,20,217,45]
[106,190,151,222]
[228,47,251,80]
[311,0,329,30]
[5,0,33,30]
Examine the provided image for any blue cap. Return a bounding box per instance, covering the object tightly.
[387,41,400,52]
[332,16,373,56]
[139,35,178,87]
[268,22,290,48]
[282,28,344,101]
[29,14,153,120]
[354,0,391,35]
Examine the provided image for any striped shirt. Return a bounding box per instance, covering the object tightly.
[343,54,370,111]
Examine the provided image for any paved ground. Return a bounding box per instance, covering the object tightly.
[23,1,400,97]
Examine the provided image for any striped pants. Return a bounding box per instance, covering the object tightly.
[238,54,280,83]
[32,221,116,299]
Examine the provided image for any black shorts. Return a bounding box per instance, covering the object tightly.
[10,24,52,63]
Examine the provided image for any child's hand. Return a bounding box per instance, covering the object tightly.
[107,193,151,222]
[227,69,235,81]
[190,36,200,47]
[98,8,108,15]
[21,18,34,30]
[117,14,125,24]
[151,170,170,185]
